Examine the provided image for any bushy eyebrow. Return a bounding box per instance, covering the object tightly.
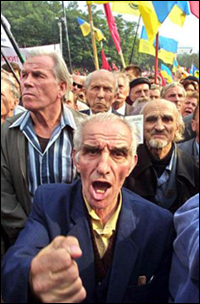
[81,144,130,155]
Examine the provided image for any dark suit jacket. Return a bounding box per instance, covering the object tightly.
[178,138,199,163]
[81,108,121,116]
[1,180,174,303]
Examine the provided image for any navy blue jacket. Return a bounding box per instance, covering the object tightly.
[1,180,174,303]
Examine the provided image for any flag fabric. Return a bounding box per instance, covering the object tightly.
[135,1,177,43]
[161,64,173,83]
[112,62,118,71]
[190,65,199,78]
[103,3,121,54]
[172,57,179,73]
[189,1,199,18]
[139,26,178,65]
[112,2,140,16]
[77,17,106,42]
[101,47,111,71]
[168,1,190,27]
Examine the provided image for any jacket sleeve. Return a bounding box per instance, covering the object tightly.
[1,187,51,303]
[1,121,30,246]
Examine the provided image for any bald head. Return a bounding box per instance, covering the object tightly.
[84,70,118,114]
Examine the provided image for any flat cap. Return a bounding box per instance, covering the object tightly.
[130,77,151,89]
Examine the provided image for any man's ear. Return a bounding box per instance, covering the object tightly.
[127,154,138,177]
[58,81,67,99]
[73,149,80,173]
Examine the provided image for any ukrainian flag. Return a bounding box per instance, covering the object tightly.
[190,65,199,78]
[168,1,190,27]
[172,57,178,73]
[77,17,106,42]
[139,26,178,65]
[161,64,173,83]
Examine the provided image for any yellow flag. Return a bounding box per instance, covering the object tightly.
[112,1,140,16]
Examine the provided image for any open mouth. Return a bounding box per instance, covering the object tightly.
[92,181,112,195]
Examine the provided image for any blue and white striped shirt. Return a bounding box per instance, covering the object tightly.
[10,106,77,201]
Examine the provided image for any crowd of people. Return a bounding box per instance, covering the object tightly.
[1,50,199,303]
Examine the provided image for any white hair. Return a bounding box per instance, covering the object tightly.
[27,49,72,86]
[84,70,118,94]
[73,113,139,164]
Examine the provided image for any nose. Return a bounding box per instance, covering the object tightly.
[140,90,145,97]
[96,151,111,176]
[97,88,105,99]
[155,118,165,132]
[22,74,34,87]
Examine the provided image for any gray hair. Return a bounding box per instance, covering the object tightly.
[84,70,118,94]
[114,72,130,91]
[161,82,186,99]
[27,49,72,87]
[73,113,139,164]
[1,73,20,99]
[141,99,185,142]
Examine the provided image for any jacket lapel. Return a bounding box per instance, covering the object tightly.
[107,193,139,303]
[68,183,96,302]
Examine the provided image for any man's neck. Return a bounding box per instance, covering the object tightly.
[147,143,173,161]
[31,103,62,138]
[93,198,119,227]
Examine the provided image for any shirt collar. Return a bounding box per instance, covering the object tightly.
[116,103,126,116]
[84,193,122,236]
[9,105,77,131]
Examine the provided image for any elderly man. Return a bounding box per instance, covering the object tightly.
[124,99,199,213]
[1,50,83,249]
[2,113,175,303]
[82,70,119,115]
[161,82,186,113]
[127,77,151,106]
[112,73,133,116]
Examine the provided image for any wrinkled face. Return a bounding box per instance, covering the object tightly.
[113,77,129,109]
[144,102,179,150]
[130,84,150,103]
[164,86,185,112]
[85,72,117,114]
[21,55,66,112]
[181,97,198,117]
[74,120,137,210]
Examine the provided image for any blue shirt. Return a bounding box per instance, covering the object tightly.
[10,106,77,200]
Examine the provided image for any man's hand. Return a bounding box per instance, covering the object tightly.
[30,236,86,303]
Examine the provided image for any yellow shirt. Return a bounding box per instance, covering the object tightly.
[84,194,122,258]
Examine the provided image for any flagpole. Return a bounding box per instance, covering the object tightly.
[87,3,99,70]
[62,1,73,74]
[154,32,159,84]
[1,15,25,64]
[129,16,141,65]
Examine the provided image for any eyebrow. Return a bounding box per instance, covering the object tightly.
[81,144,130,153]
[146,115,174,121]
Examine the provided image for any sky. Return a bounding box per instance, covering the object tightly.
[71,1,199,53]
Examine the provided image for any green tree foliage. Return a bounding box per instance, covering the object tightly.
[2,1,199,72]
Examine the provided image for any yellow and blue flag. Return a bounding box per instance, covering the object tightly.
[190,65,199,78]
[139,26,178,65]
[161,64,173,83]
[168,1,190,27]
[172,57,179,73]
[77,17,106,42]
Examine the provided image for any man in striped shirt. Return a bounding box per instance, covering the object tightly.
[1,50,84,252]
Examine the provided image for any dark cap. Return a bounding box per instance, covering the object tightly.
[130,77,151,90]
[184,76,199,84]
